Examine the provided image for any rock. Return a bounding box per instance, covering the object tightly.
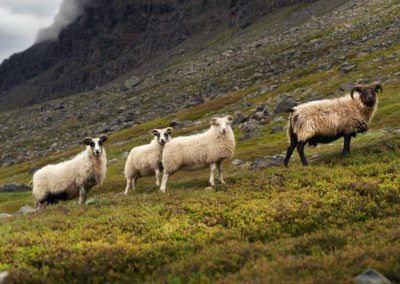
[123,76,141,89]
[338,62,357,73]
[28,166,39,174]
[0,213,12,218]
[121,152,129,159]
[170,119,184,127]
[252,111,266,121]
[354,269,391,284]
[16,206,35,214]
[243,119,262,133]
[232,112,250,126]
[0,271,9,284]
[339,82,354,92]
[114,192,126,198]
[274,97,297,114]
[85,198,97,205]
[238,132,264,141]
[0,183,31,193]
[232,159,245,166]
[248,154,285,171]
[270,126,283,134]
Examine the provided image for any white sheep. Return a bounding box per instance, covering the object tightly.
[124,127,172,194]
[160,116,235,192]
[32,135,108,210]
[284,82,382,166]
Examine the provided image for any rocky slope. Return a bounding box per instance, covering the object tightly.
[0,0,317,112]
[1,0,400,168]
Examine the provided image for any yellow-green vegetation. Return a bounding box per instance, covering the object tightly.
[1,131,400,283]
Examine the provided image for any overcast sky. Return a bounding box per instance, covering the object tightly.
[0,0,63,63]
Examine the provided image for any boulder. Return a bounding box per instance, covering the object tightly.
[339,62,357,73]
[339,82,354,92]
[232,159,245,166]
[16,206,35,214]
[0,183,31,193]
[28,166,40,174]
[238,132,264,141]
[121,152,129,159]
[123,76,141,89]
[249,154,285,171]
[274,97,297,114]
[243,119,262,133]
[270,126,284,134]
[354,269,391,284]
[0,213,12,218]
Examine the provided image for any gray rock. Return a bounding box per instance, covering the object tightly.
[354,269,391,284]
[339,82,354,92]
[0,271,9,284]
[339,62,357,73]
[274,97,297,114]
[121,152,129,159]
[253,111,266,121]
[0,183,31,193]
[238,132,264,141]
[123,76,141,89]
[232,159,245,166]
[85,198,97,205]
[16,206,35,214]
[249,154,285,171]
[28,166,40,174]
[243,119,262,133]
[114,192,126,198]
[0,213,12,218]
[170,119,184,127]
[232,112,250,126]
[270,126,283,134]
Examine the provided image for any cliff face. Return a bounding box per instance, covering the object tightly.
[0,0,315,112]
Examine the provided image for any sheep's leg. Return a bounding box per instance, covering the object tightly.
[132,177,137,192]
[78,186,86,205]
[160,173,169,193]
[209,163,216,186]
[297,142,308,166]
[155,168,161,186]
[284,131,298,167]
[342,135,351,158]
[84,188,91,202]
[39,201,49,210]
[217,161,225,184]
[125,178,132,195]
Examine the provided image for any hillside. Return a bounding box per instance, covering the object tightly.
[1,0,400,282]
[0,0,316,112]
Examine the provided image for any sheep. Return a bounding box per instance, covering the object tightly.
[32,135,108,210]
[124,127,173,194]
[284,82,382,166]
[160,116,235,193]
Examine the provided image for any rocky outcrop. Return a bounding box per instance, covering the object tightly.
[0,0,317,113]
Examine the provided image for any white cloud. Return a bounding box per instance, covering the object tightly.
[0,0,62,62]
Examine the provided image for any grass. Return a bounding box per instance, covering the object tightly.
[1,0,400,282]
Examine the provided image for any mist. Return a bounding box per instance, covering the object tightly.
[35,0,92,43]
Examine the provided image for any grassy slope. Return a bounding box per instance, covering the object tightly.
[1,1,400,283]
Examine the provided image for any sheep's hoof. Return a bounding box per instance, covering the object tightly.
[205,187,213,191]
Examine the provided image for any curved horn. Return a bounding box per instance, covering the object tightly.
[374,83,383,93]
[350,85,362,100]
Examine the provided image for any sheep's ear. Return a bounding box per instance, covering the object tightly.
[350,87,362,99]
[82,137,93,146]
[374,84,383,93]
[166,127,173,134]
[227,115,233,123]
[210,118,218,125]
[151,129,159,136]
[99,134,107,143]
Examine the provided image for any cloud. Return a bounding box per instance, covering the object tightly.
[36,0,92,43]
[0,0,62,62]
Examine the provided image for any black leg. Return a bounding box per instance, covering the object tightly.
[297,142,308,166]
[284,131,298,167]
[342,135,351,158]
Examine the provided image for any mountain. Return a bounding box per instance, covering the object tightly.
[0,0,316,112]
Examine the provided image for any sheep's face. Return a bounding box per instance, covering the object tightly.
[151,127,172,146]
[210,116,233,134]
[351,82,382,107]
[83,135,107,157]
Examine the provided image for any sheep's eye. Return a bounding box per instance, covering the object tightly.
[90,142,95,147]
[165,133,168,137]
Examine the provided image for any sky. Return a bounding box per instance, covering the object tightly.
[0,0,63,63]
